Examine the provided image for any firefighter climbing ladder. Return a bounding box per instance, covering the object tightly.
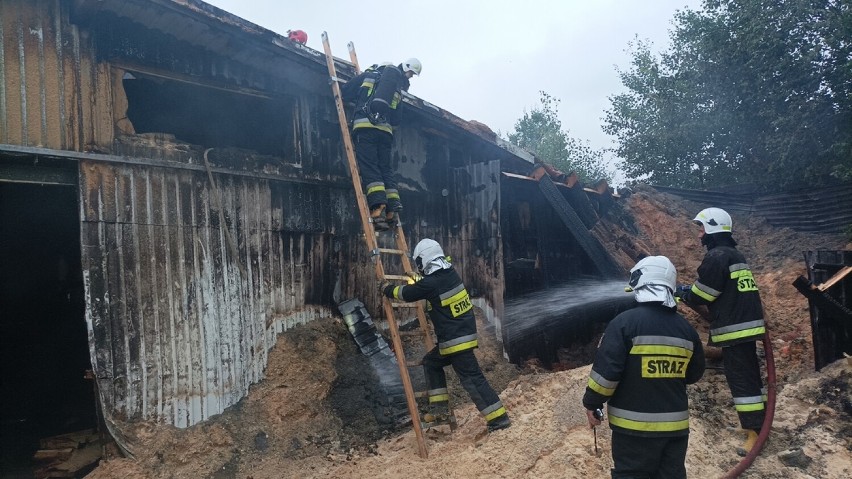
[321,32,448,458]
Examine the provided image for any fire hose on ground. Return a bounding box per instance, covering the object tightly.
[722,329,776,479]
[682,302,776,479]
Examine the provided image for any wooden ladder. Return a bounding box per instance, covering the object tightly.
[321,32,439,458]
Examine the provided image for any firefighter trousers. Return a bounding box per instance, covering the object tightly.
[722,340,765,431]
[422,347,503,417]
[353,128,400,211]
[610,432,688,479]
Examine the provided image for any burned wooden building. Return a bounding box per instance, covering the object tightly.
[0,1,621,466]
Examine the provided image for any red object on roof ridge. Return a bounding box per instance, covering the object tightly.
[287,29,307,44]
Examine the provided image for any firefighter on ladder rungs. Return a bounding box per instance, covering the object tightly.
[340,58,422,231]
[381,239,512,432]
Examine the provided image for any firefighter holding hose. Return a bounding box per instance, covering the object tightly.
[675,207,767,455]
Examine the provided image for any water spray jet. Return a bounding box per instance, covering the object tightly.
[503,279,636,366]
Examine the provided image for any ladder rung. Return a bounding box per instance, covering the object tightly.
[422,415,458,429]
[384,274,411,281]
[406,361,423,368]
[399,330,426,337]
[391,302,420,308]
[414,390,428,398]
[324,32,430,459]
[378,248,407,255]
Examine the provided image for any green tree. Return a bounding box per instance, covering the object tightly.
[508,92,612,184]
[605,0,852,191]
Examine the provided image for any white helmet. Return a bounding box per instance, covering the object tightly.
[401,58,422,76]
[627,256,677,293]
[413,238,444,273]
[693,207,732,234]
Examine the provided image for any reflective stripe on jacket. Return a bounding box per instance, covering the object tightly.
[682,245,766,346]
[340,65,403,135]
[384,267,477,355]
[583,303,705,437]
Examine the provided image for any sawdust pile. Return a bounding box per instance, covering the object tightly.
[88,186,852,479]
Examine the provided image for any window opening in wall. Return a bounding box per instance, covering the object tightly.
[122,73,298,160]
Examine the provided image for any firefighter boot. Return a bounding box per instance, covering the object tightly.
[385,200,402,229]
[422,403,450,423]
[384,210,399,229]
[370,204,389,232]
[736,429,760,456]
[487,413,512,432]
[387,198,403,214]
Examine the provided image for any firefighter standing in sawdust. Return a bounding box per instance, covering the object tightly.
[583,256,706,479]
[675,207,767,455]
[382,239,511,432]
[341,58,422,232]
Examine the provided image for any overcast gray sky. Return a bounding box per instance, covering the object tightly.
[205,0,700,174]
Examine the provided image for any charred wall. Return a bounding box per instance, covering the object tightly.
[501,176,601,298]
[499,174,627,364]
[391,128,504,331]
[1,0,512,430]
[79,160,345,425]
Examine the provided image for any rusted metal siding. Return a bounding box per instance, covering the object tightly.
[79,160,349,426]
[2,0,521,432]
[0,0,111,151]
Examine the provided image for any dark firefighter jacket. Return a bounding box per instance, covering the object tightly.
[680,244,766,347]
[583,303,705,437]
[340,64,408,135]
[383,267,477,356]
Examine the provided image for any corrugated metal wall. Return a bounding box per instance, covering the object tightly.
[0,0,112,151]
[0,0,370,427]
[2,0,512,432]
[79,160,351,426]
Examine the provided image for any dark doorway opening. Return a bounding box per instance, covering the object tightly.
[0,183,96,478]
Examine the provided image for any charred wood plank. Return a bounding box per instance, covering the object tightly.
[793,275,852,371]
[34,443,102,479]
[817,265,852,292]
[32,448,74,463]
[794,276,852,321]
[39,429,97,450]
[536,174,621,278]
[563,185,599,229]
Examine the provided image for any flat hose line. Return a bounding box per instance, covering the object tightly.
[682,302,776,478]
[722,329,776,479]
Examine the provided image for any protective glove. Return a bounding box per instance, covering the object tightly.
[673,284,691,299]
[406,271,423,284]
